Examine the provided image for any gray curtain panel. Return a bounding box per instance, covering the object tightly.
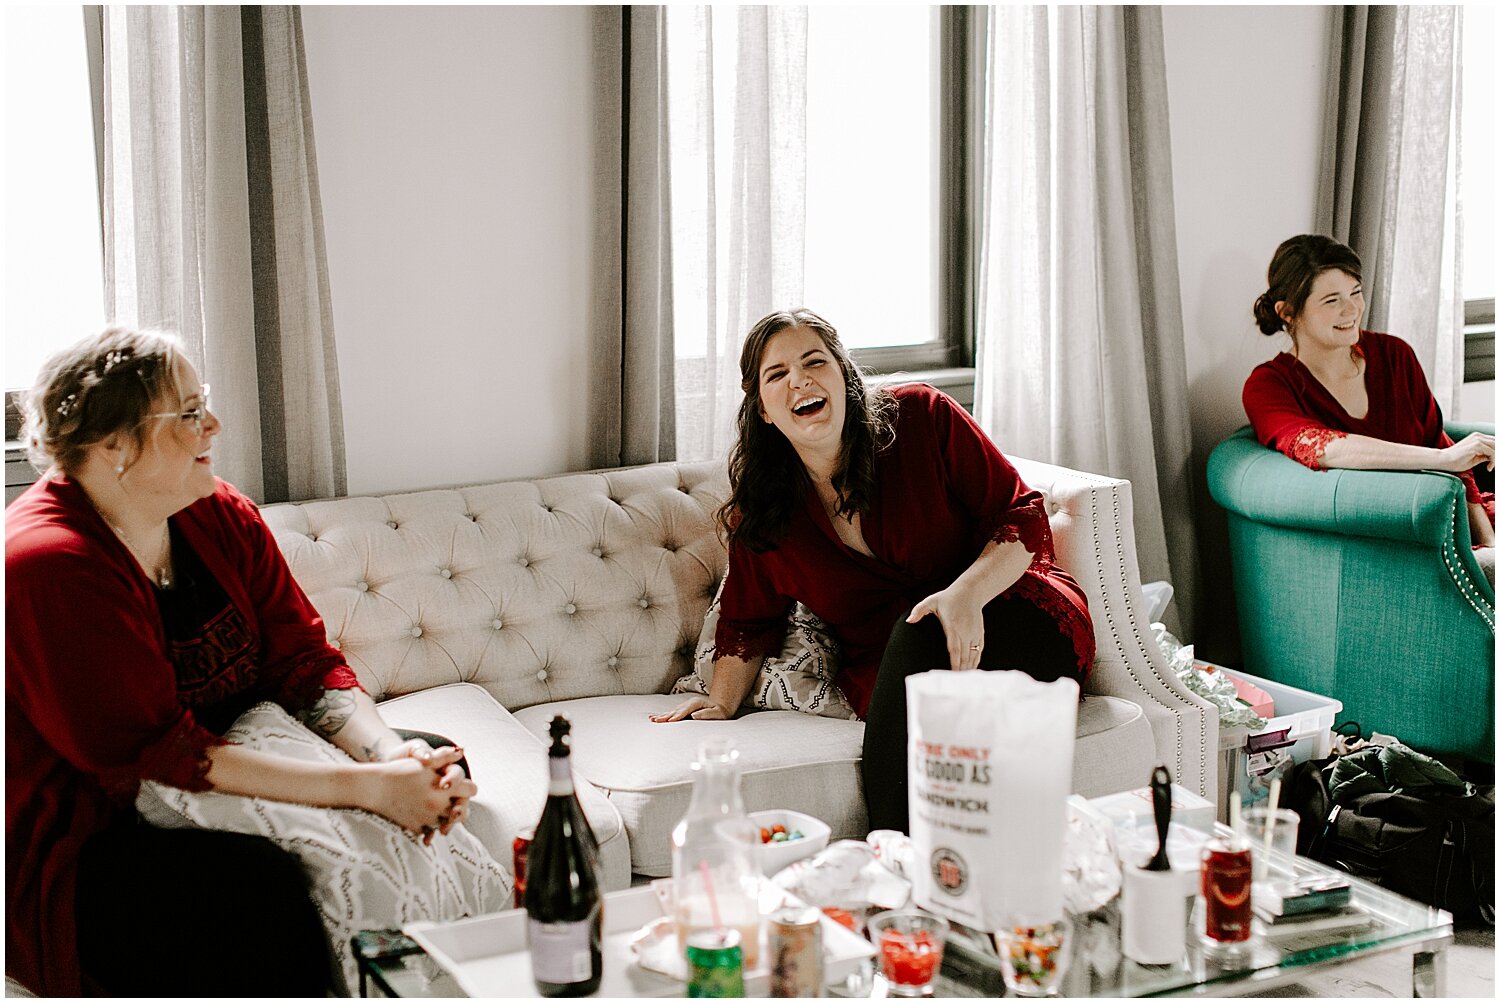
[1316,5,1464,411]
[974,5,1200,634]
[590,5,677,470]
[97,5,346,503]
[591,5,810,467]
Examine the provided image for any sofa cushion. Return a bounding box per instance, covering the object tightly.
[1072,695,1156,798]
[518,691,1152,877]
[376,682,632,891]
[673,578,856,720]
[514,695,868,876]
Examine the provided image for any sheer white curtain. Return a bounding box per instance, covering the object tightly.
[100,5,345,503]
[1318,6,1464,412]
[974,5,1199,631]
[664,5,808,463]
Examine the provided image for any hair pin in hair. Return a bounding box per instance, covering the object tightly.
[56,393,79,418]
[101,349,130,373]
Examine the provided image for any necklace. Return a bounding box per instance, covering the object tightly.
[110,520,175,589]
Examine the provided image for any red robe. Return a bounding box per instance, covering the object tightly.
[1243,329,1489,517]
[5,476,359,996]
[716,383,1095,717]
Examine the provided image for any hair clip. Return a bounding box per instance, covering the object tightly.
[56,393,79,418]
[102,349,129,373]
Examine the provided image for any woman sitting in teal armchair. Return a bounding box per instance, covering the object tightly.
[1242,234,1495,580]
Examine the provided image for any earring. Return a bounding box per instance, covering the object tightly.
[115,462,124,477]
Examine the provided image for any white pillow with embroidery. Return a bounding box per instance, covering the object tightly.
[135,702,511,994]
[673,577,857,720]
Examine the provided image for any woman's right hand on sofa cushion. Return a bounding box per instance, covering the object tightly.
[650,695,732,722]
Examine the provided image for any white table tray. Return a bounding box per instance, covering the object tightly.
[403,884,875,998]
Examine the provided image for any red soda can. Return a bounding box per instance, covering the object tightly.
[1201,834,1253,942]
[512,827,535,909]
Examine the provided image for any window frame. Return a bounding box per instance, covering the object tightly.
[1464,298,1495,383]
[845,6,981,386]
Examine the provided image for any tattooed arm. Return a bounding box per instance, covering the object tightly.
[296,686,408,763]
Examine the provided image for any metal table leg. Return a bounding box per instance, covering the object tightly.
[1413,948,1447,998]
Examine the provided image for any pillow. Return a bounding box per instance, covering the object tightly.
[672,577,857,720]
[135,702,511,994]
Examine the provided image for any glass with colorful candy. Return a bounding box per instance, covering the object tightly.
[994,915,1072,997]
[868,909,948,996]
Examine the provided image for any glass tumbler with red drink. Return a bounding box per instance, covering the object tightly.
[868,910,948,997]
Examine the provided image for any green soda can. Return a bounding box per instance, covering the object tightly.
[685,929,745,998]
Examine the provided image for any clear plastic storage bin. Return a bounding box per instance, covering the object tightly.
[1212,668,1343,819]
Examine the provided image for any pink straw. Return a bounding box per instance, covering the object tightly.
[698,860,725,935]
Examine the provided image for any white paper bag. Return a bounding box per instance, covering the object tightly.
[906,670,1079,931]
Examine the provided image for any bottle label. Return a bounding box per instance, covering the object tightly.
[529,916,594,984]
[548,756,575,797]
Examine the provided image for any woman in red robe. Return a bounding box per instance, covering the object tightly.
[6,328,477,996]
[650,308,1094,833]
[1242,235,1495,574]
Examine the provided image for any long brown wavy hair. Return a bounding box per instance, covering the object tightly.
[717,309,896,553]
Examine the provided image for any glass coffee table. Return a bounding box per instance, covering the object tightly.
[356,833,1452,998]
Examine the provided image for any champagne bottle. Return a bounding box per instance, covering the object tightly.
[525,715,604,996]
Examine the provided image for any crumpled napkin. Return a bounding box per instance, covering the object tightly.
[771,839,911,912]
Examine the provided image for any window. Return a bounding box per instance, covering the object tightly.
[805,5,977,377]
[804,7,937,356]
[4,6,105,404]
[1461,5,1495,383]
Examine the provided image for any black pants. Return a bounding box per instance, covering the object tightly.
[75,729,462,997]
[860,594,1082,834]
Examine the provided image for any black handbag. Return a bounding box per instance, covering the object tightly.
[1285,757,1495,925]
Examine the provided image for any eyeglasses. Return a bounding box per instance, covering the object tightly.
[144,384,212,436]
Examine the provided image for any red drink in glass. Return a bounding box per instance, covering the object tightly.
[1201,838,1253,943]
[879,929,942,992]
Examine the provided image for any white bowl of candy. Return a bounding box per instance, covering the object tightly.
[749,809,831,874]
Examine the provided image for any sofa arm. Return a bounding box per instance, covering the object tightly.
[1011,456,1219,802]
[1208,427,1470,547]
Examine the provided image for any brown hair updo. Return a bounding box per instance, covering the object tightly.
[717,308,895,553]
[23,326,185,476]
[1252,234,1364,335]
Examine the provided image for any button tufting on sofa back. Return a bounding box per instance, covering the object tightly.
[261,463,730,709]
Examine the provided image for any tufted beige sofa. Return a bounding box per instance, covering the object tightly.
[260,456,1218,890]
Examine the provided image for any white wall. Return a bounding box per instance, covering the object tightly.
[301,6,595,495]
[1162,5,1332,659]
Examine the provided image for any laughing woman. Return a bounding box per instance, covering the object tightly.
[5,327,479,996]
[651,308,1095,833]
[1243,235,1495,576]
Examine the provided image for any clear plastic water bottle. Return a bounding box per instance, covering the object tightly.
[671,739,763,969]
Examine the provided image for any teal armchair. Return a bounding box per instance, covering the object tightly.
[1207,423,1495,762]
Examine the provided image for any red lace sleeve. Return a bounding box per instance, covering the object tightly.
[982,496,1055,570]
[713,615,787,661]
[1283,425,1347,471]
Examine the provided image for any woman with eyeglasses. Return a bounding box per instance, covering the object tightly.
[650,309,1095,834]
[5,327,479,996]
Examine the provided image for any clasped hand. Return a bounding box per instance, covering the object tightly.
[908,584,987,671]
[373,742,476,845]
